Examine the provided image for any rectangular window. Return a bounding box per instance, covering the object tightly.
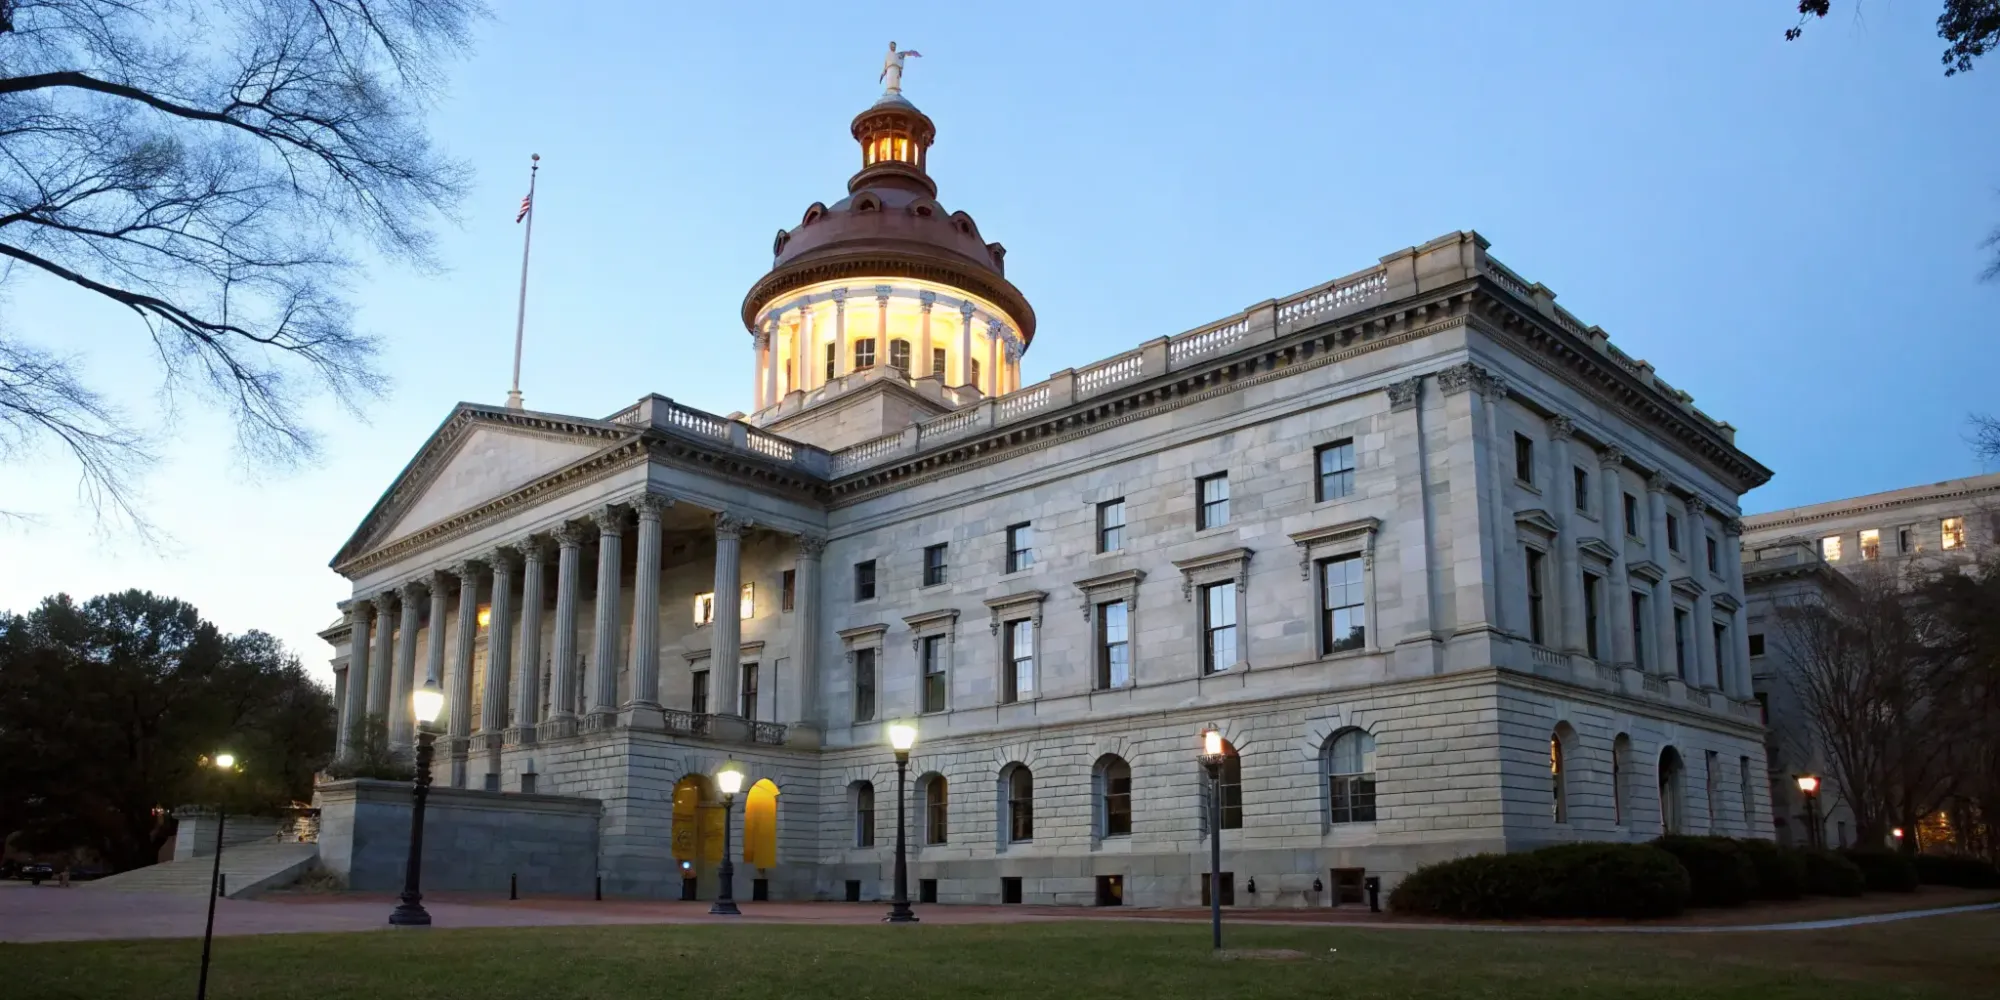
[1201,581,1238,673]
[1573,467,1590,512]
[825,341,836,380]
[740,662,759,719]
[853,647,877,723]
[1820,535,1842,561]
[1943,516,1966,550]
[1897,527,1912,554]
[923,543,948,587]
[1674,608,1691,680]
[1096,498,1125,553]
[918,878,937,903]
[1706,536,1719,573]
[691,669,709,715]
[1196,473,1230,530]
[739,583,754,620]
[1001,877,1023,904]
[1201,872,1236,908]
[1002,619,1034,703]
[853,337,876,369]
[1005,523,1033,573]
[781,569,795,612]
[1514,433,1535,485]
[921,635,947,713]
[1318,554,1366,654]
[855,785,875,848]
[1316,439,1356,502]
[968,357,981,388]
[854,559,876,600]
[931,347,947,377]
[1667,513,1681,553]
[1103,769,1132,837]
[1713,622,1729,684]
[888,339,911,371]
[1096,600,1130,689]
[1859,528,1880,561]
[1749,632,1766,658]
[694,591,715,626]
[1632,592,1648,670]
[1525,548,1547,645]
[1583,571,1602,659]
[1624,494,1640,537]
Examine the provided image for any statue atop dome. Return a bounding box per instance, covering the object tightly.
[880,41,922,96]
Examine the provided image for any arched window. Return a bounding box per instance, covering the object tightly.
[854,337,877,370]
[1004,764,1034,844]
[1738,756,1755,833]
[1658,747,1685,835]
[743,778,779,868]
[850,780,875,848]
[1095,755,1132,838]
[889,338,912,371]
[1324,729,1376,825]
[1551,725,1573,824]
[1612,734,1632,826]
[922,774,948,845]
[1201,738,1243,831]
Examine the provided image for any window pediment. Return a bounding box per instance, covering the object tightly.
[837,623,891,645]
[1711,592,1742,613]
[1288,517,1379,579]
[982,590,1046,634]
[1577,537,1619,564]
[1628,559,1666,584]
[1074,570,1144,622]
[902,608,960,632]
[1172,547,1253,602]
[1670,575,1705,600]
[1514,508,1560,538]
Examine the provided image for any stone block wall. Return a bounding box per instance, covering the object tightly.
[315,778,601,894]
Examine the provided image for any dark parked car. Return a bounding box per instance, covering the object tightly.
[19,862,55,885]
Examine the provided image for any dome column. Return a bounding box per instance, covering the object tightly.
[986,319,1001,396]
[761,319,779,408]
[918,291,936,379]
[832,288,850,379]
[958,300,975,388]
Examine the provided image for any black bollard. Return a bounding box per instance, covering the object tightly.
[1364,876,1381,913]
[595,875,602,902]
[510,873,518,901]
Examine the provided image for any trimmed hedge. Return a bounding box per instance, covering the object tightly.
[1838,849,1918,893]
[1733,838,1807,900]
[1390,843,1690,919]
[1912,854,2000,888]
[1651,836,1758,907]
[1799,849,1866,896]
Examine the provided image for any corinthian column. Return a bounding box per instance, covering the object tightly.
[1725,519,1752,699]
[588,505,624,729]
[389,581,424,753]
[1599,447,1634,668]
[1550,416,1584,655]
[510,538,546,745]
[918,291,936,378]
[710,512,748,724]
[339,600,371,758]
[542,522,585,740]
[422,572,449,724]
[1647,474,1677,679]
[1689,496,1718,690]
[482,548,516,755]
[367,592,395,721]
[958,300,975,387]
[762,321,780,405]
[447,561,480,787]
[833,288,850,378]
[626,494,669,724]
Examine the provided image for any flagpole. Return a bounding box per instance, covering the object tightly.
[507,153,540,410]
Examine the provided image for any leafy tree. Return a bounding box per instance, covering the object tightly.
[0,0,482,529]
[0,590,335,871]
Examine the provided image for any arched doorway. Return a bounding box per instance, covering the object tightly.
[743,778,779,871]
[670,774,722,900]
[1657,747,1685,835]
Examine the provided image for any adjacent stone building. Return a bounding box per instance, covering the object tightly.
[320,85,1774,906]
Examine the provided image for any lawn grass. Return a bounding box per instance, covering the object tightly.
[8,914,1999,1000]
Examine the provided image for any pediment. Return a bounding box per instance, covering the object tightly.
[332,404,639,570]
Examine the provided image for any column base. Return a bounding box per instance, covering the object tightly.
[1666,678,1689,702]
[449,754,468,789]
[1619,665,1646,696]
[538,715,579,741]
[584,710,619,732]
[620,702,666,731]
[474,731,505,753]
[505,725,538,747]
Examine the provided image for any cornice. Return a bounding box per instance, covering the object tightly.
[1743,479,2000,534]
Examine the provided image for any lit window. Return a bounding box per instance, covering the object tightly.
[476,605,492,630]
[1325,729,1376,825]
[1196,473,1230,530]
[1315,440,1355,502]
[1097,498,1124,553]
[1859,529,1880,561]
[888,339,911,371]
[694,591,715,626]
[854,338,876,369]
[1942,517,1966,550]
[1820,535,1843,561]
[739,583,754,620]
[1319,555,1365,654]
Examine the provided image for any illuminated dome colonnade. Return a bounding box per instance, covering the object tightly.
[750,278,1023,409]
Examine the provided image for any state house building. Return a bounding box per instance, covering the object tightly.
[319,84,1773,906]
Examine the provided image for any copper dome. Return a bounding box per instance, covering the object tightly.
[740,94,1036,343]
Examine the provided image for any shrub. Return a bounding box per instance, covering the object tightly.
[320,716,414,782]
[1838,849,1918,893]
[1733,839,1807,900]
[1912,854,2000,888]
[1390,843,1690,920]
[1651,836,1758,907]
[1799,849,1866,896]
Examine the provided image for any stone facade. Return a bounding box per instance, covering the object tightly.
[315,779,602,894]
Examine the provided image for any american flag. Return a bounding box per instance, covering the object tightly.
[516,191,533,223]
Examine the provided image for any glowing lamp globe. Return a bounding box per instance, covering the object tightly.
[1202,728,1224,759]
[213,753,236,771]
[888,723,918,752]
[413,682,445,725]
[1795,774,1820,796]
[716,764,745,797]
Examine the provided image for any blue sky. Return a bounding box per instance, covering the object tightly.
[2,1,1995,678]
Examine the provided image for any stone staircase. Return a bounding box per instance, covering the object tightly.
[84,841,319,899]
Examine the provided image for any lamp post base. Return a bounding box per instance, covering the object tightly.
[884,902,919,924]
[387,903,432,927]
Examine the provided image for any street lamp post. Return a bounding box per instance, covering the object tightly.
[389,681,445,927]
[710,763,745,916]
[886,722,919,924]
[1795,774,1823,851]
[195,752,237,1000]
[1198,728,1228,952]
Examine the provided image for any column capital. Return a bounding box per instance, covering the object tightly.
[715,511,751,539]
[1386,376,1421,412]
[1723,517,1744,536]
[487,545,520,573]
[1686,495,1708,517]
[446,561,482,584]
[1548,415,1575,441]
[1437,361,1485,396]
[399,579,428,603]
[336,598,355,616]
[371,591,398,615]
[553,521,588,550]
[1646,471,1670,494]
[1599,444,1626,470]
[630,492,673,521]
[874,284,893,304]
[830,286,848,303]
[590,504,625,536]
[959,299,976,320]
[518,534,548,563]
[754,330,770,350]
[796,532,828,559]
[918,289,937,309]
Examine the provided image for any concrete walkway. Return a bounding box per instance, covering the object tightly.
[1,885,1993,945]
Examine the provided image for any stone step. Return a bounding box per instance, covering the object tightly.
[86,842,319,898]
